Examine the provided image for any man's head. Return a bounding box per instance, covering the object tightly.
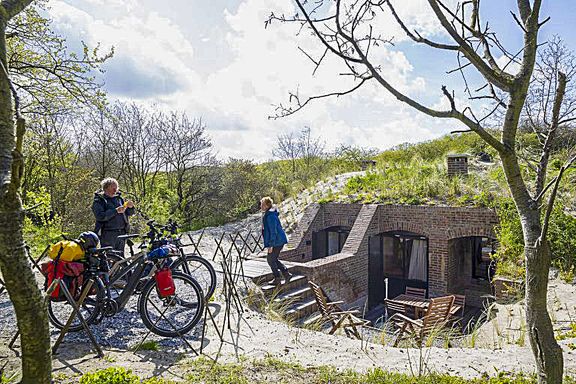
[101,177,119,197]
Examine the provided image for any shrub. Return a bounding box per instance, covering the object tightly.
[79,367,139,384]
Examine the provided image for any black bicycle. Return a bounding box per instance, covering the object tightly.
[122,219,217,301]
[47,245,205,337]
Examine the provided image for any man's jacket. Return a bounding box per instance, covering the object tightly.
[92,191,134,235]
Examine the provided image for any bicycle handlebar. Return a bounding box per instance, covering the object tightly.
[86,246,113,255]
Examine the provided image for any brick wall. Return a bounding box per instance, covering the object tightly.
[493,276,524,303]
[376,205,497,300]
[280,203,361,263]
[281,203,498,308]
[447,155,468,177]
[289,204,379,306]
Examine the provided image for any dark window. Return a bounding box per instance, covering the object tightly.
[472,237,496,280]
[312,226,350,259]
[382,234,427,282]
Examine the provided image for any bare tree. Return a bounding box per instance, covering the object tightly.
[82,107,118,180]
[267,1,574,382]
[298,126,325,179]
[273,130,300,177]
[111,102,164,200]
[273,126,325,181]
[523,36,576,195]
[158,112,213,213]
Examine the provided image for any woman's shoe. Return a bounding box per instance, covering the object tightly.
[271,276,282,285]
[282,271,293,283]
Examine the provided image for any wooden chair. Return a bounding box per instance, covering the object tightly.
[404,287,426,317]
[384,298,407,319]
[449,294,466,317]
[405,286,426,298]
[389,295,454,347]
[309,281,369,339]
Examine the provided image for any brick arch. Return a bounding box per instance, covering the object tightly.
[379,221,431,238]
[447,226,496,241]
[323,225,352,231]
[324,217,354,228]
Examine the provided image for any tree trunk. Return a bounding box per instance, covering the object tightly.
[501,139,563,384]
[0,18,51,384]
[523,212,564,384]
[0,207,51,384]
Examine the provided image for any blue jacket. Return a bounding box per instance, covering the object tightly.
[262,207,288,248]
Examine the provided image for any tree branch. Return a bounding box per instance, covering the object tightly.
[387,1,458,51]
[293,0,363,64]
[516,0,531,25]
[510,11,527,33]
[535,71,567,197]
[435,0,503,74]
[340,25,507,152]
[427,0,514,91]
[269,76,372,120]
[539,153,576,243]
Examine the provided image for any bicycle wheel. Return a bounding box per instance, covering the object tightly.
[138,271,205,338]
[170,254,216,300]
[47,279,103,332]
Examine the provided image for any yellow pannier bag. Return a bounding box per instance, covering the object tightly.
[48,240,85,262]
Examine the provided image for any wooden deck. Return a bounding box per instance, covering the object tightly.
[213,256,299,280]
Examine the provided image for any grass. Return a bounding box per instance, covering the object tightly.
[249,286,299,326]
[556,322,576,341]
[131,340,160,351]
[75,358,576,384]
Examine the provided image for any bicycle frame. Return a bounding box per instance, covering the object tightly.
[105,256,150,311]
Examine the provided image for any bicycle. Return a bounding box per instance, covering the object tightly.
[113,219,217,301]
[47,244,205,337]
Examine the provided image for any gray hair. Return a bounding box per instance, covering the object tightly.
[100,177,119,191]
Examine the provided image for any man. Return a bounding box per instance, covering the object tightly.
[92,178,135,250]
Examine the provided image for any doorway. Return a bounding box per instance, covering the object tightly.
[368,231,429,309]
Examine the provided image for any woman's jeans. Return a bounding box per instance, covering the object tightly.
[266,245,288,277]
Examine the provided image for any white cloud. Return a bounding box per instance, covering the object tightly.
[49,1,202,98]
[46,0,463,161]
[496,55,521,75]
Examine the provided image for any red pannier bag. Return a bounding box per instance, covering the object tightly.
[154,267,175,298]
[41,260,85,301]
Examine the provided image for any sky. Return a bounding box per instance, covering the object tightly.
[46,0,576,162]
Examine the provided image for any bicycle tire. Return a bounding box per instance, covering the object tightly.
[47,279,103,332]
[138,271,205,338]
[170,254,216,300]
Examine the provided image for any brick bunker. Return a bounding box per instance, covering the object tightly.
[279,203,498,310]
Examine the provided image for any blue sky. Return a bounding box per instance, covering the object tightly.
[46,0,576,161]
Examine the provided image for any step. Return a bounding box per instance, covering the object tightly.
[300,313,324,328]
[260,275,308,297]
[272,286,313,303]
[285,298,318,321]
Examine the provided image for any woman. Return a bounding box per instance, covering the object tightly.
[261,196,292,285]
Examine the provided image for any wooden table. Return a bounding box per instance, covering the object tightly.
[388,294,430,318]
